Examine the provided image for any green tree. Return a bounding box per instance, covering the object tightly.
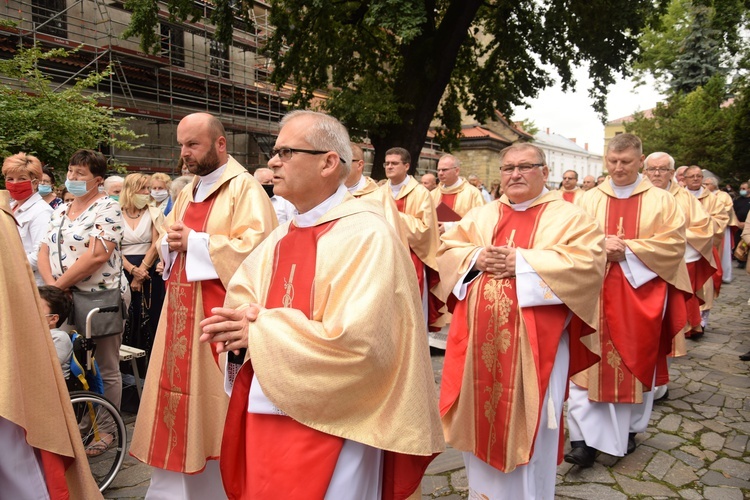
[669,5,726,93]
[124,0,662,178]
[0,44,142,181]
[731,85,750,180]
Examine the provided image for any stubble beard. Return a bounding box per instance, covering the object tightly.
[190,144,221,176]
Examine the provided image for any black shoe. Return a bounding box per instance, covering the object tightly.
[688,327,704,339]
[627,433,637,455]
[564,441,596,468]
[740,351,750,361]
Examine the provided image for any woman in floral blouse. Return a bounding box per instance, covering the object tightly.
[38,149,124,457]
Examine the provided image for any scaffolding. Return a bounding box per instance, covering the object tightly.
[0,0,287,172]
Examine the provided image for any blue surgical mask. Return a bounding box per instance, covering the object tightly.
[65,179,91,197]
[741,190,748,197]
[110,195,120,202]
[38,184,53,196]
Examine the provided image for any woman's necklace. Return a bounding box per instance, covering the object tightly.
[124,208,145,219]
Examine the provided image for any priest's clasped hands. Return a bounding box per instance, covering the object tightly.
[475,245,516,279]
[166,221,191,252]
[605,235,627,262]
[200,305,261,355]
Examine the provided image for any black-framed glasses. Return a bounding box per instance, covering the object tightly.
[271,147,346,164]
[500,163,544,175]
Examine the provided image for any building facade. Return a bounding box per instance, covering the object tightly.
[534,131,603,187]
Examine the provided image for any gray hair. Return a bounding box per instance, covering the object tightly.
[498,143,546,165]
[103,176,124,191]
[439,154,460,169]
[280,110,352,181]
[170,175,194,200]
[644,152,675,170]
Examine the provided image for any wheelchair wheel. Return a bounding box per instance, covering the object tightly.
[69,391,127,492]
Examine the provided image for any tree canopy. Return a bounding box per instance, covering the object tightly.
[124,0,663,178]
[0,44,142,182]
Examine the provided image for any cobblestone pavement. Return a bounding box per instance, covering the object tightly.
[105,265,750,499]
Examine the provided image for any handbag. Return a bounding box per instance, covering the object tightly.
[734,240,749,262]
[57,212,124,337]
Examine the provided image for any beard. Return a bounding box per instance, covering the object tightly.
[188,144,221,176]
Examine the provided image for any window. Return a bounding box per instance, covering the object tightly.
[32,0,67,38]
[209,40,230,79]
[160,24,185,67]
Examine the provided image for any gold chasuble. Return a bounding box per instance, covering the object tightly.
[576,178,691,403]
[352,176,410,248]
[695,188,728,307]
[221,196,444,498]
[131,157,276,474]
[437,193,604,473]
[0,191,101,499]
[431,179,485,218]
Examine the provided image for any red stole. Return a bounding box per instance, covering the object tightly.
[712,247,723,297]
[440,203,569,472]
[685,257,714,328]
[147,196,225,471]
[441,193,457,210]
[39,450,71,500]
[597,195,666,402]
[562,191,576,203]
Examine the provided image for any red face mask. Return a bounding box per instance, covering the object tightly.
[7,180,34,201]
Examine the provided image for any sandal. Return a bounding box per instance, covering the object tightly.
[85,433,114,457]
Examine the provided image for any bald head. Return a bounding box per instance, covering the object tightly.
[582,175,595,190]
[178,112,228,176]
[675,166,688,186]
[254,167,274,184]
[421,173,437,191]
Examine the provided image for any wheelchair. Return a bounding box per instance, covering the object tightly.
[67,306,127,492]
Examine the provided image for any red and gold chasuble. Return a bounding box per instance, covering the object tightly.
[440,203,569,472]
[685,257,714,329]
[440,193,457,210]
[597,195,668,402]
[146,196,226,471]
[562,191,576,203]
[395,197,444,331]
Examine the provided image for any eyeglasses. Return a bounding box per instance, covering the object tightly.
[271,147,346,164]
[644,168,673,173]
[383,161,404,167]
[500,163,544,175]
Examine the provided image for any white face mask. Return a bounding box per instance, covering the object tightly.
[133,193,151,209]
[151,189,169,202]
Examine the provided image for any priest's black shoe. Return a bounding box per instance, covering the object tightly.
[627,433,637,455]
[740,351,750,361]
[564,441,596,468]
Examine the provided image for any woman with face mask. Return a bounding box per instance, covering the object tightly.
[120,173,165,379]
[2,153,54,285]
[149,172,173,215]
[37,150,125,455]
[40,165,64,209]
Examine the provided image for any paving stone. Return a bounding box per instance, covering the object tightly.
[449,469,467,491]
[684,370,711,382]
[722,375,750,388]
[724,397,743,409]
[658,413,682,432]
[646,451,677,480]
[705,393,726,407]
[680,419,704,434]
[709,457,750,481]
[614,472,679,497]
[667,399,693,411]
[724,434,748,453]
[701,470,750,489]
[702,419,732,434]
[104,484,149,499]
[663,459,700,487]
[672,450,706,469]
[703,486,744,500]
[555,484,627,500]
[700,432,726,451]
[426,447,464,474]
[564,462,616,483]
[107,463,153,490]
[691,404,720,418]
[644,432,687,451]
[421,475,449,496]
[677,488,704,500]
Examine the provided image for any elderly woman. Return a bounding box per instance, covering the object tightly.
[149,172,173,215]
[37,150,124,454]
[2,153,54,285]
[40,165,64,209]
[120,173,164,373]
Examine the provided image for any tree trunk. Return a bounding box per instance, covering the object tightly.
[369,0,483,180]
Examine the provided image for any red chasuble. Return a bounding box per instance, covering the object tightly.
[147,196,226,471]
[597,195,668,402]
[440,204,574,472]
[562,191,576,203]
[441,193,457,210]
[685,257,715,328]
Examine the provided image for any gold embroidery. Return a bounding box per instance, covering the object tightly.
[617,216,625,238]
[282,264,296,309]
[538,279,553,300]
[480,277,513,460]
[606,340,624,386]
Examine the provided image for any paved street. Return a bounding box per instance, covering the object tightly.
[105,265,750,499]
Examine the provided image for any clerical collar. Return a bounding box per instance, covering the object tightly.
[194,163,228,202]
[294,183,348,228]
[347,175,366,194]
[443,178,463,190]
[687,186,703,197]
[389,175,410,198]
[610,174,642,199]
[508,187,549,211]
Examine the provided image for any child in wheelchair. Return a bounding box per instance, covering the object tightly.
[38,285,104,394]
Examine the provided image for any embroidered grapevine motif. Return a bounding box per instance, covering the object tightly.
[538,279,553,300]
[605,340,625,385]
[282,264,296,308]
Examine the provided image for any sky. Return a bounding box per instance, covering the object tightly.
[512,66,664,155]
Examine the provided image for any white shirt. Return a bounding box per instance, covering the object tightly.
[12,192,53,284]
[271,195,297,225]
[389,176,411,198]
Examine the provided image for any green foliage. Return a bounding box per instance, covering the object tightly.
[669,5,726,94]
[731,85,750,180]
[0,44,142,180]
[514,119,539,136]
[625,75,737,178]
